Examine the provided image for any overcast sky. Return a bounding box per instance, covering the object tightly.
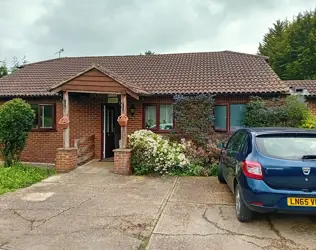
[0,0,315,65]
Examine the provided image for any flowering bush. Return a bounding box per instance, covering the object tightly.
[181,132,230,176]
[183,140,220,165]
[129,130,189,175]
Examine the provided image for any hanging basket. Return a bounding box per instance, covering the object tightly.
[117,114,128,127]
[58,115,69,129]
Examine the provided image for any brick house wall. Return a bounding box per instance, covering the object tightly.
[14,98,64,163]
[127,95,174,135]
[127,95,250,134]
[18,94,176,163]
[307,98,316,115]
[69,94,107,160]
[2,94,277,164]
[127,97,143,135]
[0,95,105,164]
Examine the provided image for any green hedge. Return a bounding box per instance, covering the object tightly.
[243,96,308,128]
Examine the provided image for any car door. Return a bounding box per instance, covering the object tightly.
[223,131,248,191]
[221,132,239,190]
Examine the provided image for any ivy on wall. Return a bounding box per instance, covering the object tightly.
[173,94,216,147]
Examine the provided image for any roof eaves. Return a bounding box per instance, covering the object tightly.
[147,89,289,95]
[0,92,60,97]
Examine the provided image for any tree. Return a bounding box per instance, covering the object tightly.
[144,50,155,55]
[0,99,34,167]
[0,62,8,78]
[0,56,27,76]
[11,56,27,74]
[258,9,316,80]
[140,50,155,55]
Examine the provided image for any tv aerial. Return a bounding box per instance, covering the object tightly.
[55,48,65,58]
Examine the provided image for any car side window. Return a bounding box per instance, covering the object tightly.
[241,134,250,155]
[227,131,247,153]
[226,134,236,151]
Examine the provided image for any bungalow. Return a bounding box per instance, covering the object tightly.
[0,51,288,172]
[285,80,316,115]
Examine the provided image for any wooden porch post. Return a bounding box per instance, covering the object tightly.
[120,92,127,148]
[63,91,70,148]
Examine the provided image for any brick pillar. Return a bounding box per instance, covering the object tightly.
[55,148,78,173]
[113,149,132,175]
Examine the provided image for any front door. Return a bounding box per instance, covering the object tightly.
[103,105,115,158]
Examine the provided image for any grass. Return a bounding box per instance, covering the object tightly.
[0,163,56,195]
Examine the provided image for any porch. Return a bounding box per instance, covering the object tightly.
[50,65,145,173]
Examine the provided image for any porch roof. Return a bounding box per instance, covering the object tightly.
[50,64,148,96]
[49,65,148,99]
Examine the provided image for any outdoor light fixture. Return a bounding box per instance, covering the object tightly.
[130,104,136,116]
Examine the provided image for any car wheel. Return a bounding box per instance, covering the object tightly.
[235,184,252,222]
[218,161,226,184]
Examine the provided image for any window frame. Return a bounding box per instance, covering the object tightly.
[143,104,175,132]
[31,103,56,132]
[214,102,246,132]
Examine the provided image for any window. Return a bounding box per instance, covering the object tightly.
[215,105,227,130]
[256,134,316,160]
[144,105,157,129]
[160,105,173,130]
[144,104,174,131]
[230,104,245,131]
[31,104,55,130]
[215,103,245,132]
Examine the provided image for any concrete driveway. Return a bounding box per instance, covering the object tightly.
[0,161,315,250]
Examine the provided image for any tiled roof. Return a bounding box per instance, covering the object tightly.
[284,80,316,96]
[0,51,288,97]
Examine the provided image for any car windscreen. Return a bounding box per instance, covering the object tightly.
[255,133,316,160]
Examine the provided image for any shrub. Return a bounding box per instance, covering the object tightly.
[181,132,230,176]
[183,139,220,166]
[168,162,218,177]
[129,130,229,176]
[243,96,309,128]
[129,130,189,175]
[0,99,34,167]
[173,94,215,147]
[284,95,309,127]
[300,112,316,129]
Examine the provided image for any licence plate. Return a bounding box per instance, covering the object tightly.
[287,197,316,207]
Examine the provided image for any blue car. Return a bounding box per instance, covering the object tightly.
[218,128,316,222]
